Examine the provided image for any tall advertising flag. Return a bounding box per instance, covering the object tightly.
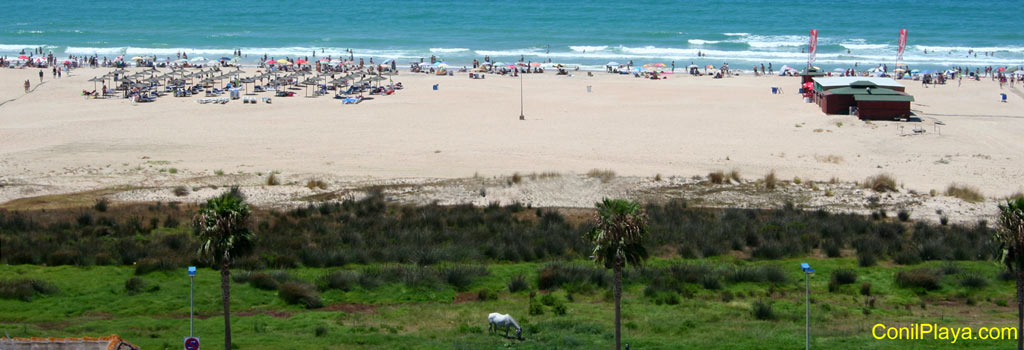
[897,29,908,62]
[808,29,818,65]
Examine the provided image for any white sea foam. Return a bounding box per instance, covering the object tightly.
[841,43,888,50]
[569,46,608,52]
[0,44,43,51]
[429,48,470,53]
[722,33,750,36]
[687,39,720,45]
[914,45,1024,53]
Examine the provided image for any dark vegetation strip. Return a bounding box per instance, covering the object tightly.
[0,194,996,275]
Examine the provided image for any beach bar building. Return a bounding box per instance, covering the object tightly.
[811,77,913,120]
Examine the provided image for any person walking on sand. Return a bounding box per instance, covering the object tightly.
[39,70,44,82]
[24,79,30,93]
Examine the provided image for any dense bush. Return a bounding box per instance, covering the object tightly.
[318,270,358,292]
[831,268,858,285]
[538,263,609,290]
[507,274,529,293]
[959,274,989,289]
[278,281,323,309]
[250,272,280,291]
[752,299,776,320]
[727,266,788,284]
[125,277,147,295]
[0,279,59,301]
[437,264,489,291]
[895,268,943,291]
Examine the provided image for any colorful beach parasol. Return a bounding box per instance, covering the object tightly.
[17,55,30,60]
[276,59,290,64]
[296,59,308,64]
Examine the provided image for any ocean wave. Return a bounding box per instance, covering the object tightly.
[841,43,888,50]
[474,48,544,56]
[430,47,469,53]
[687,39,720,45]
[722,33,749,36]
[569,45,608,52]
[914,45,1024,53]
[0,44,43,51]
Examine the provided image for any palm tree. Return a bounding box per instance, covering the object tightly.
[194,189,254,350]
[996,197,1024,350]
[586,198,649,350]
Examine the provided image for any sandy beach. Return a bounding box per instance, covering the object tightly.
[0,66,1022,220]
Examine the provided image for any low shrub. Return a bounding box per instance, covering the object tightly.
[135,255,179,275]
[437,264,489,291]
[586,169,616,183]
[172,186,190,197]
[864,174,897,192]
[860,282,872,296]
[727,266,788,284]
[540,293,557,306]
[529,298,544,315]
[763,170,777,190]
[0,279,59,301]
[507,273,529,293]
[946,184,984,203]
[306,179,328,190]
[893,250,922,265]
[477,289,498,301]
[125,277,147,295]
[267,173,281,186]
[959,274,988,289]
[232,271,253,284]
[318,271,358,292]
[897,210,911,222]
[278,281,323,309]
[250,272,280,291]
[708,171,726,184]
[314,326,328,337]
[857,252,877,267]
[538,263,609,290]
[831,268,858,285]
[94,198,109,212]
[752,299,776,320]
[895,268,942,291]
[552,303,568,315]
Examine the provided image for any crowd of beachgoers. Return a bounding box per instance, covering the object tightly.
[4,46,1023,104]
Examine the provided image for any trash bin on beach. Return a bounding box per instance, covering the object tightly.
[433,84,438,90]
[1001,93,1007,102]
[586,85,592,93]
[771,87,778,94]
[230,89,240,100]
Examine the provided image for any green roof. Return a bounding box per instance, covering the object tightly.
[854,94,915,102]
[824,87,902,95]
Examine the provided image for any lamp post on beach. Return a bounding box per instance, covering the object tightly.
[518,67,525,120]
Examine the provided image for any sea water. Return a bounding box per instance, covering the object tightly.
[1,0,1021,70]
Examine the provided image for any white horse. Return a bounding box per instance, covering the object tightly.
[487,312,522,339]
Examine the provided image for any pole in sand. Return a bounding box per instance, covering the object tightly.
[519,68,525,120]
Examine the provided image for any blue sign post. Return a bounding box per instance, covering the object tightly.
[801,263,814,350]
[188,266,196,338]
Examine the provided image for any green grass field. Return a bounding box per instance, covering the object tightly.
[1,257,1018,349]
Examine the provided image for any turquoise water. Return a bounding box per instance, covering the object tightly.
[2,0,1022,70]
